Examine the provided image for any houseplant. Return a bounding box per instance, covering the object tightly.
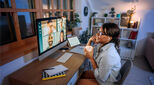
[127,6,136,28]
[109,7,115,17]
[67,13,81,31]
[67,13,81,36]
[79,29,91,44]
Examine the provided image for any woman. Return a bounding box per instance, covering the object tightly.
[79,23,121,85]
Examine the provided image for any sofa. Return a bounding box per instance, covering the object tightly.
[145,35,154,70]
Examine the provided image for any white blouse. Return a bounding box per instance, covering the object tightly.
[93,43,121,85]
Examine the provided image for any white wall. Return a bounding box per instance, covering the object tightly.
[75,0,92,34]
[91,0,154,12]
[136,10,154,56]
[0,57,37,85]
[89,0,154,56]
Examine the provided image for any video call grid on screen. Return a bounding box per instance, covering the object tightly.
[37,17,67,55]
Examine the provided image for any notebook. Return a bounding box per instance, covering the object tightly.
[44,64,68,76]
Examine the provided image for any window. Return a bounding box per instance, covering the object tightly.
[43,12,52,18]
[15,0,34,9]
[53,0,60,9]
[0,0,38,65]
[42,0,75,20]
[0,0,75,65]
[70,0,73,9]
[63,0,67,9]
[0,0,11,8]
[17,12,36,39]
[42,0,52,9]
[0,12,16,45]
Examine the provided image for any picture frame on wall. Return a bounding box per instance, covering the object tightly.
[83,6,88,16]
[120,13,130,27]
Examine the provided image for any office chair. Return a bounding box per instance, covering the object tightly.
[114,60,133,85]
[77,60,133,85]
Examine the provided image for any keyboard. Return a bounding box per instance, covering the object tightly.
[69,46,85,55]
[57,52,73,63]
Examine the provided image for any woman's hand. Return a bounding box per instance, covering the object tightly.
[84,46,98,69]
[89,35,96,43]
[86,35,96,46]
[84,46,94,59]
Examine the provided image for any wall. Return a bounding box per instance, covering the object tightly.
[90,0,154,13]
[75,0,92,34]
[89,0,154,56]
[136,10,154,56]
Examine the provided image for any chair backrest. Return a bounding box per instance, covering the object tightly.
[116,60,133,85]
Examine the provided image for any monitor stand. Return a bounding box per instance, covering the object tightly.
[48,51,64,59]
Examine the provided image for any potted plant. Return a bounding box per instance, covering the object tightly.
[79,29,91,44]
[67,13,81,36]
[109,7,115,17]
[127,6,136,28]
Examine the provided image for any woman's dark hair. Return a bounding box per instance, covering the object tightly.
[101,23,120,48]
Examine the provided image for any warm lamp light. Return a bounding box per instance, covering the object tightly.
[130,20,134,23]
[129,21,134,28]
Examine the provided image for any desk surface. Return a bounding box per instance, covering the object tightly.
[9,50,85,85]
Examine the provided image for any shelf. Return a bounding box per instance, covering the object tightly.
[120,38,136,41]
[93,17,120,19]
[119,46,135,59]
[119,45,135,50]
[92,25,101,28]
[120,27,138,32]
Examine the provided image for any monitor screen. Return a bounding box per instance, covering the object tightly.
[36,17,67,55]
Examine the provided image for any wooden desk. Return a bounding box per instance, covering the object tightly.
[9,51,85,85]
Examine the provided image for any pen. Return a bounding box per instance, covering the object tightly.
[42,68,54,71]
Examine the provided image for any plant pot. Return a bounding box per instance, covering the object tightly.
[72,27,82,37]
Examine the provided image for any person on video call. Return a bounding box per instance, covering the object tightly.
[81,23,121,85]
[60,30,64,42]
[48,20,58,47]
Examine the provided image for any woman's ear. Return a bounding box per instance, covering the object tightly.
[109,36,112,41]
[107,36,112,42]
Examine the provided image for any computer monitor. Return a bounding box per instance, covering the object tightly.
[36,17,67,61]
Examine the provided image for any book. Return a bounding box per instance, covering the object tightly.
[129,31,137,39]
[42,71,66,80]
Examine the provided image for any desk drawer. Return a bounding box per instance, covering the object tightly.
[67,70,79,85]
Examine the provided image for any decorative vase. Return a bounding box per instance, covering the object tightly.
[127,15,132,28]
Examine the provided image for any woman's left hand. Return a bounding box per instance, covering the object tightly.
[84,46,94,59]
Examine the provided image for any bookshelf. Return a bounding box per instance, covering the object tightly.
[90,17,120,35]
[119,26,139,60]
[90,17,140,60]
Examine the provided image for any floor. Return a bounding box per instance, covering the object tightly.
[123,56,154,85]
